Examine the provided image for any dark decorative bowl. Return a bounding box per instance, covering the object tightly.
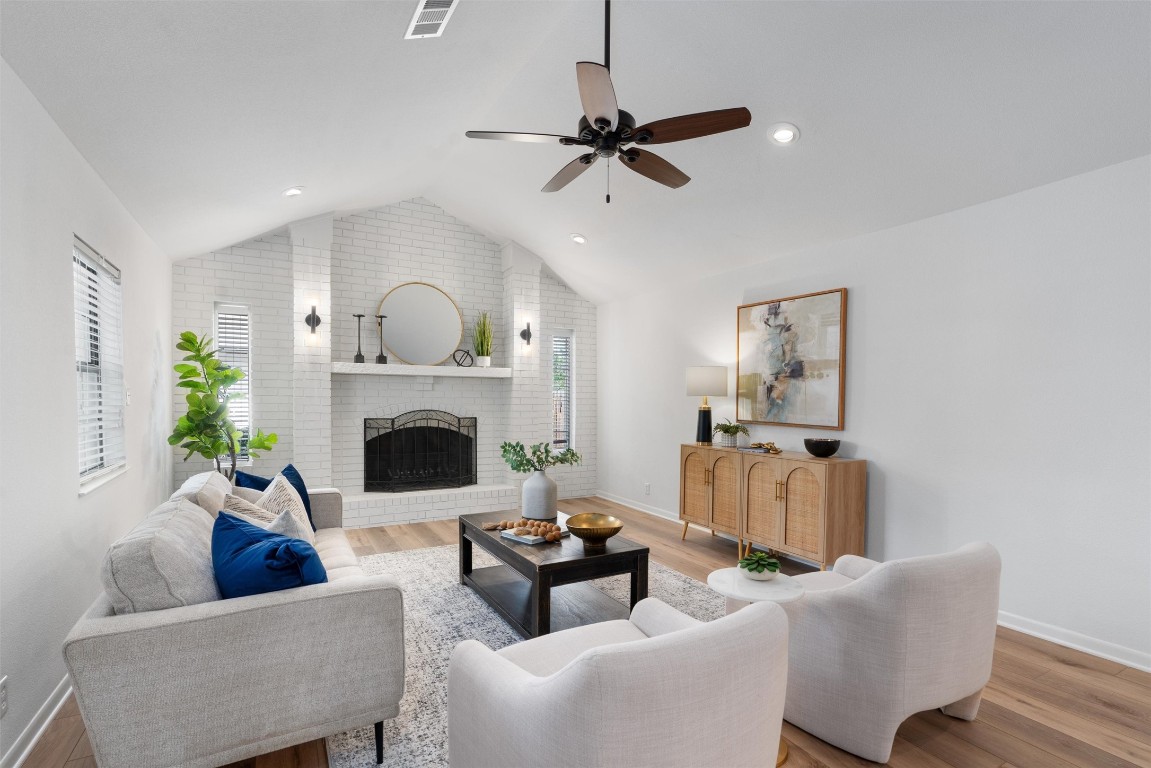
[565,513,624,552]
[804,438,841,458]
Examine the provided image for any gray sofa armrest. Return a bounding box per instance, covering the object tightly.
[64,575,403,768]
[309,487,343,529]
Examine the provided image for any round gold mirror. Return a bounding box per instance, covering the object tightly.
[377,282,463,365]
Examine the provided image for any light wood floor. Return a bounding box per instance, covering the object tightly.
[24,497,1151,768]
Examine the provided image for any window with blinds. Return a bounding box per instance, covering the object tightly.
[552,335,573,449]
[215,305,251,460]
[73,238,126,482]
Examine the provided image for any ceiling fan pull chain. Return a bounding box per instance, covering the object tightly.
[606,157,611,204]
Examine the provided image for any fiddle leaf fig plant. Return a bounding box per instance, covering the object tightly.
[168,330,277,480]
[500,441,581,473]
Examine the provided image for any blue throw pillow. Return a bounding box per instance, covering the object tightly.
[211,513,327,599]
[235,463,314,531]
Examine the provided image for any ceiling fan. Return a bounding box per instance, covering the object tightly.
[464,0,751,199]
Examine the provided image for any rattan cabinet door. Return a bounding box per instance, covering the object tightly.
[708,453,740,536]
[679,446,710,526]
[781,460,827,561]
[742,455,781,547]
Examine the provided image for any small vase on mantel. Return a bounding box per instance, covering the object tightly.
[522,470,558,520]
[475,356,492,368]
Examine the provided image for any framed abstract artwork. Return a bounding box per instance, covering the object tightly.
[736,288,846,429]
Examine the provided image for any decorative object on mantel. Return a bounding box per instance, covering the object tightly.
[473,311,492,367]
[712,418,749,448]
[686,365,728,445]
[378,281,463,365]
[565,512,624,553]
[738,551,781,581]
[804,438,841,458]
[500,441,581,520]
[352,314,366,363]
[737,288,847,429]
[168,330,278,480]
[452,349,474,367]
[374,315,388,364]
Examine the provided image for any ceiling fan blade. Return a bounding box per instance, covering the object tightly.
[465,131,582,144]
[576,62,618,131]
[631,107,752,145]
[619,149,690,189]
[542,153,598,193]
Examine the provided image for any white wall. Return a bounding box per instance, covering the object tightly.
[598,157,1151,667]
[0,61,173,760]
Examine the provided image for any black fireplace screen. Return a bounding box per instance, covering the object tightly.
[364,411,477,492]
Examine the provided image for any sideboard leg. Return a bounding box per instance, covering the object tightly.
[681,520,689,540]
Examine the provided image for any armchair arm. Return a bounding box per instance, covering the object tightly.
[629,597,702,637]
[833,554,882,580]
[65,575,403,768]
[309,487,343,529]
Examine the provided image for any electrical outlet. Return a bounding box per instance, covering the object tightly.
[1,675,8,719]
[644,482,651,496]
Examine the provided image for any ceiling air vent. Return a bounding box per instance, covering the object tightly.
[404,0,459,39]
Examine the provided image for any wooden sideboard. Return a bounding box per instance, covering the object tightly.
[679,444,867,569]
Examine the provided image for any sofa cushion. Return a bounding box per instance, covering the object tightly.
[211,513,327,599]
[312,527,362,582]
[169,471,232,518]
[101,498,221,614]
[230,485,264,504]
[235,464,314,530]
[252,475,315,545]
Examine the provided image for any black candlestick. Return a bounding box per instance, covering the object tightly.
[352,314,365,363]
[375,315,388,364]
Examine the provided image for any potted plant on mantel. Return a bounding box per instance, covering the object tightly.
[168,331,278,480]
[473,311,493,367]
[712,418,750,448]
[501,441,581,520]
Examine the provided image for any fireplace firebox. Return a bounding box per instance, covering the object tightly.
[364,411,477,492]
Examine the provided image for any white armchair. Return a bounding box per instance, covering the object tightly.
[781,542,1001,763]
[448,597,789,768]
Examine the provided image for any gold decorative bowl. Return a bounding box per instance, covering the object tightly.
[565,513,624,551]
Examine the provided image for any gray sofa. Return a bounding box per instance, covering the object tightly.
[63,472,404,768]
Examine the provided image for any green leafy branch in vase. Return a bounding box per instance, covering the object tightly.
[168,331,277,480]
[500,441,581,473]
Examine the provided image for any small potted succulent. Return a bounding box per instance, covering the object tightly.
[712,418,749,448]
[738,551,782,581]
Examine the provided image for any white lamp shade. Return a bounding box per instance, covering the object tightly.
[686,366,728,397]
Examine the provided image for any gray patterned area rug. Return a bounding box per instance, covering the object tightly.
[326,544,724,767]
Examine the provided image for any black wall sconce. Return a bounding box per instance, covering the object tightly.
[519,322,532,345]
[304,306,322,334]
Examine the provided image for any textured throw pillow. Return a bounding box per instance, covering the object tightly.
[169,471,233,519]
[211,513,327,600]
[221,493,313,542]
[235,464,314,530]
[102,499,221,614]
[255,475,315,545]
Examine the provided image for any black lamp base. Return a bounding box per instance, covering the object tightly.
[695,407,712,445]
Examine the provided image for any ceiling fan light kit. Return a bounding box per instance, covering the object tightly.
[465,0,752,199]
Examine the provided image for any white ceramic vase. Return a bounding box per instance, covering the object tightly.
[740,567,779,581]
[715,433,737,448]
[476,356,492,368]
[522,470,557,520]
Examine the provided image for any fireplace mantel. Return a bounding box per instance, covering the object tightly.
[331,362,511,378]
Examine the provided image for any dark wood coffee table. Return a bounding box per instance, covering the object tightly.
[459,510,650,638]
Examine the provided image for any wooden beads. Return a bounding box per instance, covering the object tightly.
[498,519,563,542]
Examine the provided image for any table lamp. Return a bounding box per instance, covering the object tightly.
[686,366,728,445]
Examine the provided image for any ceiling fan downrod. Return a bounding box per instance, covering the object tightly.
[604,0,611,71]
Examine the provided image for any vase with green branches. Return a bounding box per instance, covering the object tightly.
[473,311,493,367]
[501,441,581,519]
[168,330,277,480]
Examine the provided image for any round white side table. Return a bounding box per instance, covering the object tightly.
[707,567,805,767]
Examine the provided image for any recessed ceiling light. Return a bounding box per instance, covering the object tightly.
[570,233,587,244]
[283,186,305,197]
[768,123,800,145]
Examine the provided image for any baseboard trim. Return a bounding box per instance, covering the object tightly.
[1,675,72,768]
[594,491,675,521]
[998,611,1151,672]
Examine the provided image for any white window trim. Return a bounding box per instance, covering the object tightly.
[214,302,253,462]
[551,331,574,450]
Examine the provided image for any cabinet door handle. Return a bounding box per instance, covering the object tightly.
[704,469,711,485]
[775,479,784,500]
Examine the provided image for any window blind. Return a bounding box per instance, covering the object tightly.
[73,239,125,481]
[215,305,251,459]
[552,335,572,448]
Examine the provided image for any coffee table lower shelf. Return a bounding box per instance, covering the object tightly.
[463,565,630,639]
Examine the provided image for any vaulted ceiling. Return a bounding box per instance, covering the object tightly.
[3,1,1148,303]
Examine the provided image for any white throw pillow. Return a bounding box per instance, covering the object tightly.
[221,494,313,542]
[254,475,315,545]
